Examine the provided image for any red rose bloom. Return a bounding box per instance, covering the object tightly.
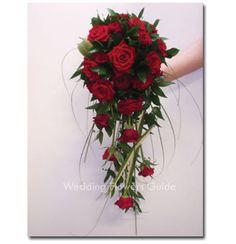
[118,98,143,115]
[102,148,116,161]
[115,196,134,210]
[157,38,167,57]
[82,58,100,81]
[138,165,154,177]
[119,129,140,143]
[139,30,152,46]
[109,21,121,33]
[108,40,135,73]
[86,82,94,93]
[93,114,110,128]
[113,75,131,90]
[128,16,146,31]
[146,51,161,75]
[88,25,110,42]
[132,75,153,91]
[92,52,108,63]
[89,80,115,101]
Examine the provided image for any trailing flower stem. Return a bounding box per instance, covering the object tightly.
[107,125,154,197]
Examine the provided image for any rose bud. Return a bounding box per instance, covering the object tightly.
[82,58,100,82]
[146,51,161,75]
[108,21,121,33]
[102,148,116,161]
[90,80,115,102]
[138,165,154,177]
[128,16,146,31]
[93,114,110,128]
[92,52,108,64]
[113,75,131,90]
[157,38,167,57]
[138,29,152,46]
[115,196,134,210]
[119,129,140,143]
[118,98,143,115]
[88,25,110,42]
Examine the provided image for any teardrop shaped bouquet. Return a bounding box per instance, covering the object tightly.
[71,8,179,213]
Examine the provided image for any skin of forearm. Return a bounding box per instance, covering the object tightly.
[161,39,203,81]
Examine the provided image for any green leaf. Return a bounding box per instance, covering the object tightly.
[144,113,156,127]
[111,33,122,45]
[117,176,123,186]
[104,168,116,183]
[137,191,145,200]
[110,187,115,198]
[166,48,180,58]
[91,17,104,26]
[114,161,121,171]
[153,19,160,28]
[127,25,139,37]
[96,130,103,144]
[105,127,112,137]
[145,22,152,34]
[138,8,145,19]
[114,151,125,163]
[118,142,131,152]
[143,98,151,110]
[157,80,173,87]
[70,68,82,79]
[151,33,158,42]
[96,102,110,113]
[107,8,117,16]
[126,37,139,47]
[133,200,142,213]
[154,87,167,97]
[91,66,108,76]
[86,103,99,110]
[137,70,147,83]
[151,94,160,105]
[152,107,164,120]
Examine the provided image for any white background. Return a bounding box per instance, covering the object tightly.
[28,3,202,236]
[1,0,236,243]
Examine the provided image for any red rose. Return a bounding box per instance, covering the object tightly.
[118,98,143,115]
[132,75,153,91]
[128,16,146,31]
[157,38,167,57]
[115,196,134,210]
[113,75,131,90]
[138,30,152,46]
[108,21,121,33]
[102,148,116,161]
[86,82,94,93]
[92,52,108,63]
[138,165,154,177]
[93,114,110,128]
[89,80,115,101]
[82,58,100,81]
[108,40,135,73]
[119,129,140,143]
[146,51,161,75]
[88,25,110,42]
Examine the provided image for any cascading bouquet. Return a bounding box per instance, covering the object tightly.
[71,8,179,213]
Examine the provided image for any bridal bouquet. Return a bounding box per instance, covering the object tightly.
[71,8,179,213]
